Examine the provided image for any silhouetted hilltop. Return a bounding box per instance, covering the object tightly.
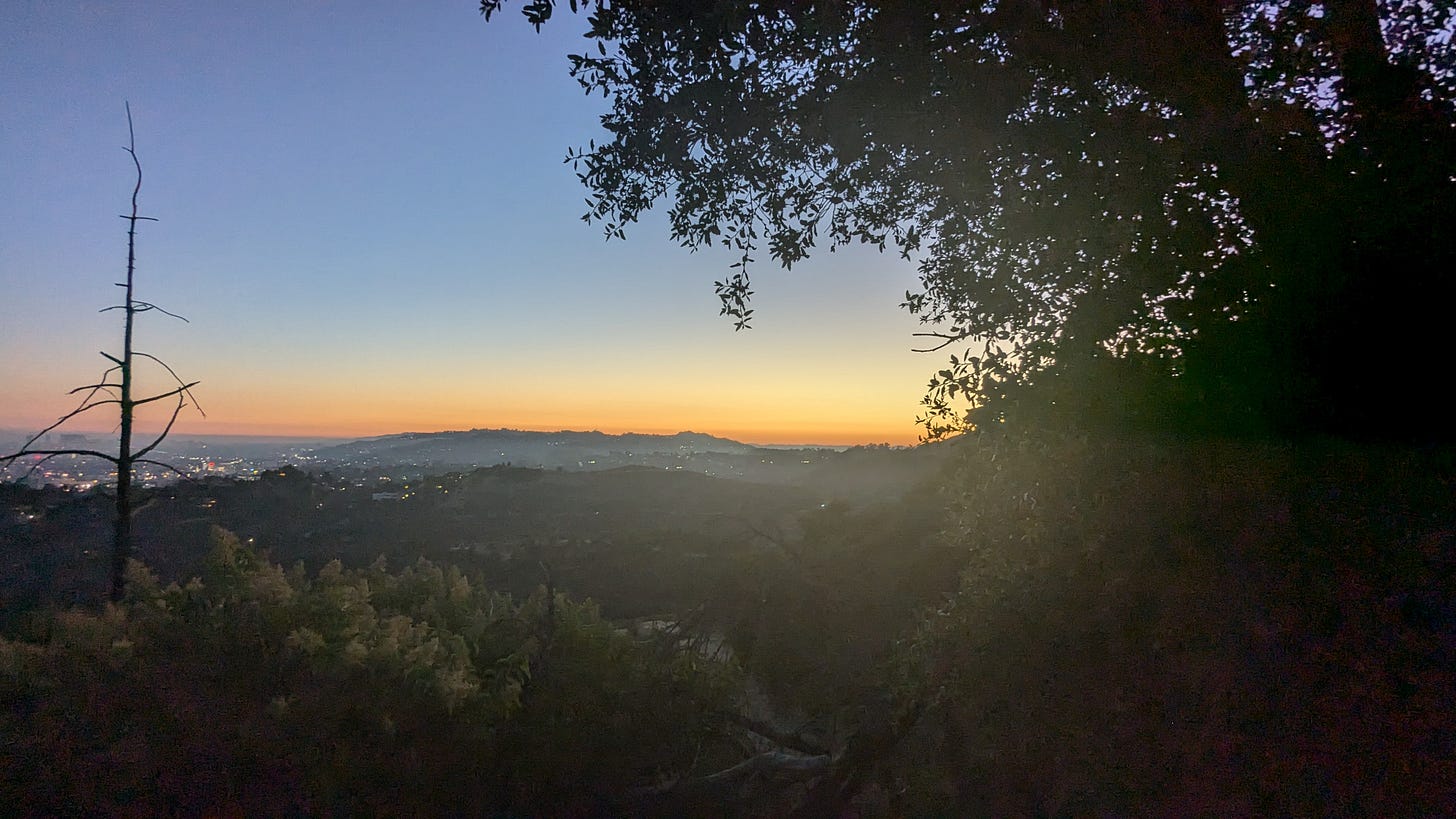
[309,427,955,501]
[313,428,756,468]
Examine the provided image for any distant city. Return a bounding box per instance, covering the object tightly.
[0,431,338,490]
[0,428,907,491]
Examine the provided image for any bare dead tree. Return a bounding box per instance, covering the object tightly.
[0,103,202,603]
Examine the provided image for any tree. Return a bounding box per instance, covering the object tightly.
[483,0,1456,439]
[0,532,754,815]
[1,104,202,602]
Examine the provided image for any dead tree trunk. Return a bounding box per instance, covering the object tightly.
[1,102,201,603]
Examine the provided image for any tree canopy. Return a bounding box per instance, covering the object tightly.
[1,530,746,814]
[485,0,1456,438]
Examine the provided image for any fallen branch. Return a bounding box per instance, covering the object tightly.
[720,710,829,757]
[625,750,830,805]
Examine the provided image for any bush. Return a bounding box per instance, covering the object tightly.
[884,430,1456,815]
[0,528,741,815]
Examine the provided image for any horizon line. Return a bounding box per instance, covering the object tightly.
[1,424,920,449]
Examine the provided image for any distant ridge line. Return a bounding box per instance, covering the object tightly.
[354,428,751,445]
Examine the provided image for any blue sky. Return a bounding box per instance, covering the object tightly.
[1,1,933,444]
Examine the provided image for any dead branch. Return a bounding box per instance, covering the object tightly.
[69,382,123,395]
[132,394,188,460]
[133,459,197,483]
[8,396,124,455]
[1,449,121,483]
[135,352,205,415]
[102,300,188,322]
[2,445,119,466]
[1,448,119,464]
[720,711,829,756]
[701,750,830,785]
[135,301,188,321]
[626,750,831,804]
[130,381,201,408]
[68,365,124,395]
[789,679,937,818]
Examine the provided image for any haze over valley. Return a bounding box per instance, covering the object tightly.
[0,426,942,496]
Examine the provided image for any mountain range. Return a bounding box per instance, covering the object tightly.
[315,428,766,468]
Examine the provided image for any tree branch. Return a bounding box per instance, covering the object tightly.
[911,330,972,353]
[790,685,935,818]
[134,352,205,416]
[133,459,196,483]
[10,397,122,456]
[101,300,189,322]
[626,750,831,804]
[1,449,121,483]
[1,448,121,471]
[69,381,123,393]
[131,381,201,409]
[68,381,123,395]
[132,393,188,460]
[702,750,829,785]
[133,300,188,321]
[721,711,829,756]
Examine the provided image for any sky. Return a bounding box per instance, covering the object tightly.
[1,1,937,446]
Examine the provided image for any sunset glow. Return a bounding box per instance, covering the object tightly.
[1,4,937,447]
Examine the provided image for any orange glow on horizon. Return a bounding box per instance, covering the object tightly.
[22,417,921,447]
[155,417,921,447]
[99,375,930,446]
[11,395,925,447]
[5,320,933,449]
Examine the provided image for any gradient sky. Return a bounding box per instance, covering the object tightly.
[1,1,938,446]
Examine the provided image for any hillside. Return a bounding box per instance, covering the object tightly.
[2,462,831,620]
[4,431,1451,815]
[312,428,755,468]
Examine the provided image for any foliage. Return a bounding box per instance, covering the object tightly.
[711,493,959,721]
[0,528,741,815]
[878,429,1456,814]
[486,0,1456,438]
[3,439,1452,814]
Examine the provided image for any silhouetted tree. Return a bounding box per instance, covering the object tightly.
[485,0,1455,439]
[1,104,202,602]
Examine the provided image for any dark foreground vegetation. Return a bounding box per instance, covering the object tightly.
[6,0,1454,811]
[3,430,1452,815]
